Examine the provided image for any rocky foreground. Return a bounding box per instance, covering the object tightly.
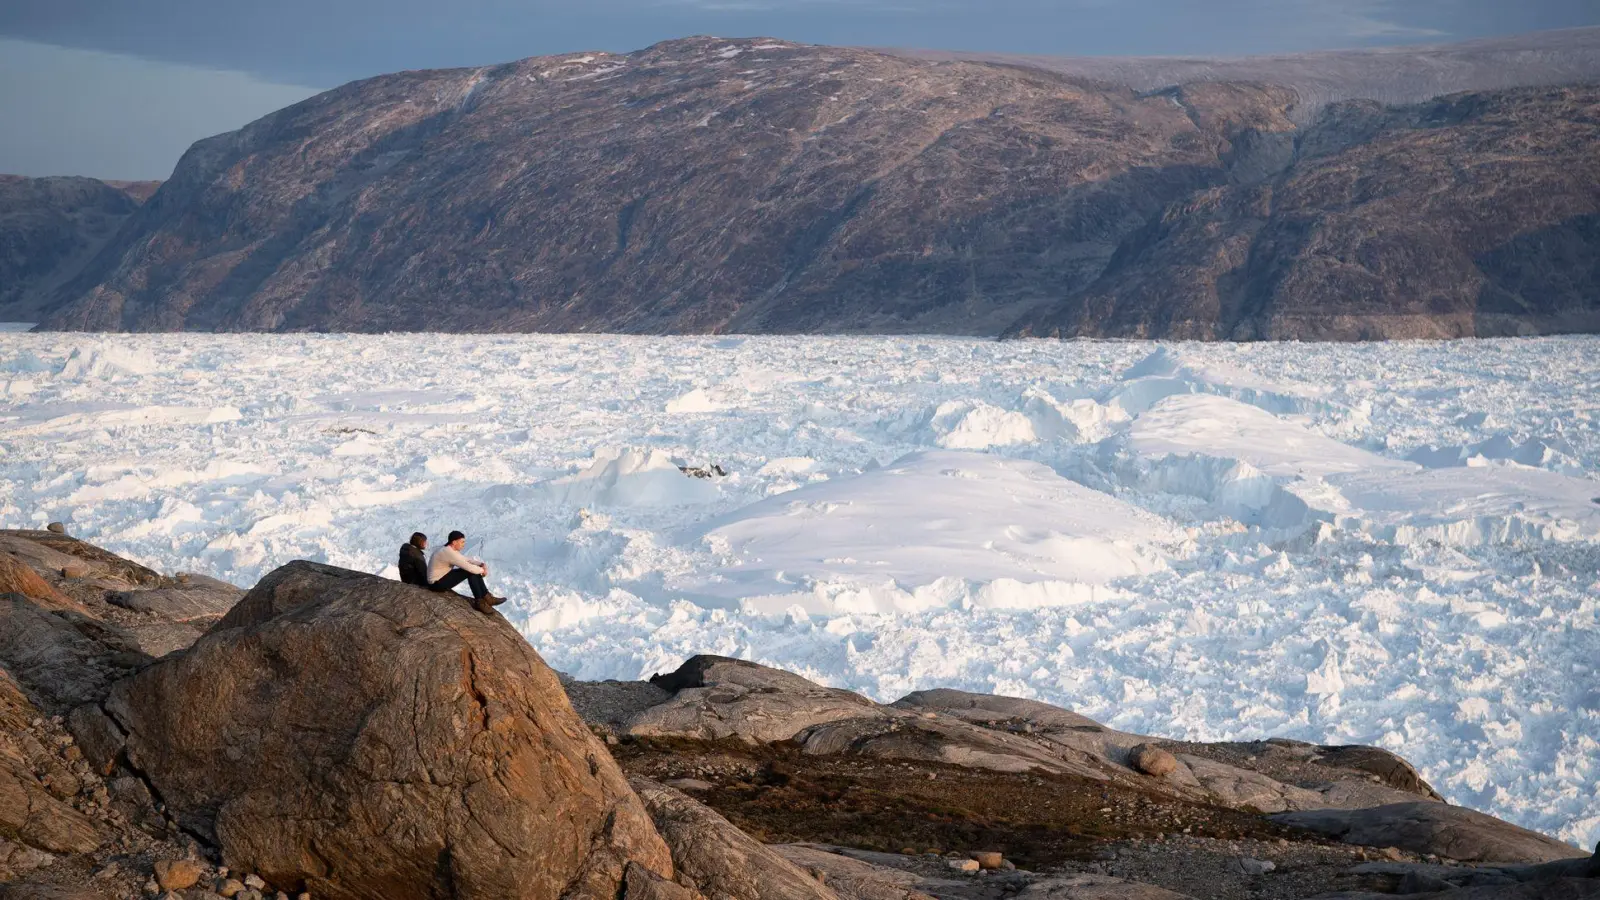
[1,529,1596,899]
[19,33,1600,340]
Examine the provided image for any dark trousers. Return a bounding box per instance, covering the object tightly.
[430,569,489,600]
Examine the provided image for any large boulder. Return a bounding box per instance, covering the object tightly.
[1273,802,1589,864]
[102,561,675,900]
[630,777,839,900]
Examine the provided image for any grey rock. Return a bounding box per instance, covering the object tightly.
[891,689,1103,732]
[566,679,672,734]
[64,703,124,777]
[794,714,1106,778]
[117,623,209,659]
[628,655,883,744]
[45,523,66,535]
[1227,857,1276,876]
[106,580,241,623]
[1174,753,1327,813]
[1397,870,1460,893]
[1273,802,1589,864]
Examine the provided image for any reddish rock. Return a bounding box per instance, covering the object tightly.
[1129,744,1180,778]
[105,561,674,900]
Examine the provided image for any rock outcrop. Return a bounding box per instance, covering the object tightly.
[612,657,1437,815]
[98,561,675,900]
[0,529,241,664]
[586,655,1589,870]
[629,655,883,744]
[31,36,1600,340]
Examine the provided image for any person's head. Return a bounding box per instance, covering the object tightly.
[447,530,466,549]
[409,532,428,549]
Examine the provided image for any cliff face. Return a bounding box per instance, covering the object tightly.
[31,38,1600,339]
[0,176,146,323]
[1007,87,1600,339]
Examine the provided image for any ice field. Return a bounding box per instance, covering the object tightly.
[2,332,1598,847]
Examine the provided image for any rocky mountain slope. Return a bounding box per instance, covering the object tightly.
[0,177,154,324]
[30,34,1600,339]
[1006,85,1600,339]
[2,531,1596,899]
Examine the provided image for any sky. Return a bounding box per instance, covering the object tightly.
[1,0,1597,180]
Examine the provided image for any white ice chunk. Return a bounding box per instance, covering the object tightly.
[537,448,720,508]
[932,400,1038,449]
[1130,394,1410,479]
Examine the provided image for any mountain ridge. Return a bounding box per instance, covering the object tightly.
[16,32,1600,339]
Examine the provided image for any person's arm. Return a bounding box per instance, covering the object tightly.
[442,547,485,576]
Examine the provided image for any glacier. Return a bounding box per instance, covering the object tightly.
[1,331,1597,849]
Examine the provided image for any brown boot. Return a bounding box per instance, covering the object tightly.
[486,593,507,607]
[473,595,496,615]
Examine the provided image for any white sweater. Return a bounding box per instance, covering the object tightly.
[427,546,484,582]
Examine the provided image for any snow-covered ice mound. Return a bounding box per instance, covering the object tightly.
[687,450,1183,613]
[532,448,721,508]
[1110,346,1344,418]
[1408,432,1583,474]
[1129,394,1407,479]
[1122,394,1600,546]
[1331,466,1600,546]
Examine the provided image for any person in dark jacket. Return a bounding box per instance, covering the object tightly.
[398,532,430,586]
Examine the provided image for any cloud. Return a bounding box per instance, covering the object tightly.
[0,38,319,180]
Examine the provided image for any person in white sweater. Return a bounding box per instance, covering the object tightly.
[428,530,504,614]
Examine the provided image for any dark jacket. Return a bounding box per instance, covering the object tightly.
[398,543,429,586]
